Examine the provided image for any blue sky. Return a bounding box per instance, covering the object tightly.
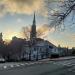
[0,0,75,48]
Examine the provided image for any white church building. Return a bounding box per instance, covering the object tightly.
[21,13,58,61]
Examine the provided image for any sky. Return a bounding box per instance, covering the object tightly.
[0,0,75,48]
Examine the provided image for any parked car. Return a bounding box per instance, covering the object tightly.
[51,54,59,58]
[0,58,5,63]
[50,49,59,58]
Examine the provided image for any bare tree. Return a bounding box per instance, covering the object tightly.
[21,26,31,40]
[46,0,75,30]
[21,24,51,40]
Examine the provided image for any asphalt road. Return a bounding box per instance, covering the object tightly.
[0,59,75,75]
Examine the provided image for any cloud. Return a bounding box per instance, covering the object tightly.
[37,24,55,38]
[20,24,55,39]
[67,34,75,41]
[17,18,22,23]
[3,29,20,40]
[0,0,46,17]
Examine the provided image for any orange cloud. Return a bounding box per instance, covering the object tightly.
[20,24,55,39]
[37,24,55,38]
[3,29,20,40]
[0,0,46,16]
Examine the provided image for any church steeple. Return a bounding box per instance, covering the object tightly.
[33,12,36,25]
[30,12,36,40]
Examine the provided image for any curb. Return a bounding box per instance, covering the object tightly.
[50,57,75,61]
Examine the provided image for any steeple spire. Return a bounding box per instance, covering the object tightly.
[30,12,36,40]
[33,12,36,25]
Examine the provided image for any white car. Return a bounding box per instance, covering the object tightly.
[0,58,5,63]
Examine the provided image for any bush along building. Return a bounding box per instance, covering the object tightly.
[21,13,57,61]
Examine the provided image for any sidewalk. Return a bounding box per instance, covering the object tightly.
[39,56,75,62]
[50,56,75,61]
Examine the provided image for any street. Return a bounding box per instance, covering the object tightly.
[0,58,75,75]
